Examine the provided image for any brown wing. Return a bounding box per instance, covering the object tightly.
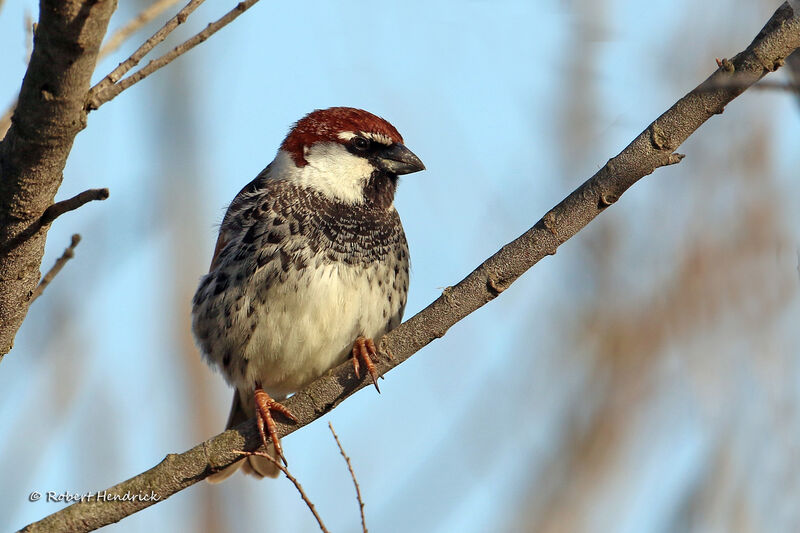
[209,232,229,272]
[208,164,272,272]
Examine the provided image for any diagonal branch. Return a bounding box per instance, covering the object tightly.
[0,188,109,257]
[17,3,800,532]
[329,423,368,533]
[98,0,185,61]
[87,0,263,110]
[0,0,184,141]
[30,234,81,303]
[240,450,331,533]
[90,0,206,99]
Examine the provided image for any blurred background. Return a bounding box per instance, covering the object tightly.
[2,0,799,531]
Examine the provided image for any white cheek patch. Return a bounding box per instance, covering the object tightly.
[269,145,373,204]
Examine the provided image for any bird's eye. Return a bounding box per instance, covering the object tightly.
[352,136,371,152]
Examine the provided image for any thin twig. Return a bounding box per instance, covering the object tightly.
[87,0,262,110]
[0,188,109,256]
[236,450,330,533]
[98,0,184,61]
[30,234,81,303]
[90,0,205,101]
[41,188,110,226]
[2,0,186,140]
[329,423,368,533]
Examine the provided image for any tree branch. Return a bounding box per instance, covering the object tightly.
[98,0,184,61]
[329,423,368,533]
[0,0,117,359]
[0,0,183,141]
[90,0,205,101]
[42,188,110,226]
[87,0,263,110]
[16,3,800,532]
[0,188,109,257]
[241,450,331,533]
[30,234,81,303]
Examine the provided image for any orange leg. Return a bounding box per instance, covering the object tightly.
[351,336,381,393]
[254,384,298,465]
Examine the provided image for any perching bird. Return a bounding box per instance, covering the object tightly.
[192,107,425,480]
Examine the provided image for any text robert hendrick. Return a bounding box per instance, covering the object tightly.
[37,491,161,503]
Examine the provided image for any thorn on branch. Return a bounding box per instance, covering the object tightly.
[30,234,81,303]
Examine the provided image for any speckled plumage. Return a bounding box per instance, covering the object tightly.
[191,108,423,480]
[192,172,409,397]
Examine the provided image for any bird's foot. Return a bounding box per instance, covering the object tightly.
[254,386,297,465]
[351,336,381,393]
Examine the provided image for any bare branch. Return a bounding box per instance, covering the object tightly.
[0,188,108,258]
[16,3,800,532]
[0,0,116,359]
[699,76,800,93]
[40,188,110,227]
[30,234,81,303]
[1,0,184,141]
[87,0,263,110]
[90,0,205,100]
[98,0,184,61]
[329,423,368,533]
[237,450,330,533]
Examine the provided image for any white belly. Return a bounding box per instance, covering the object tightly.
[237,262,400,397]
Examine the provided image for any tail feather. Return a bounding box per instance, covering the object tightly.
[206,390,280,483]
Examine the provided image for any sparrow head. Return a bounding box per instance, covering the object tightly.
[274,107,425,207]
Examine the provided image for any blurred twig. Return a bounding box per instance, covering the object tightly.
[30,234,81,303]
[17,4,800,532]
[237,450,330,533]
[87,0,263,110]
[329,423,368,533]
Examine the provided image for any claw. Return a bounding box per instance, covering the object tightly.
[351,336,380,393]
[254,386,297,465]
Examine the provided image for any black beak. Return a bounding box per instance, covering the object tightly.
[377,144,425,175]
